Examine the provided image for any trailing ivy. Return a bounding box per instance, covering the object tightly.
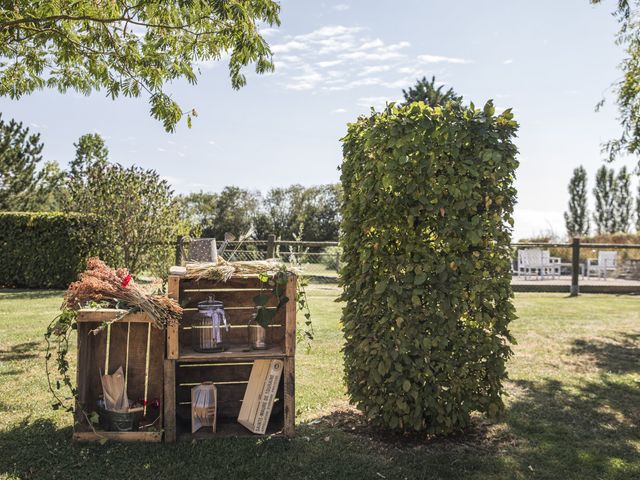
[340,100,519,434]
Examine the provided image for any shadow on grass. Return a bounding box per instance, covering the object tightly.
[570,332,640,374]
[0,341,40,361]
[0,377,638,480]
[0,289,63,300]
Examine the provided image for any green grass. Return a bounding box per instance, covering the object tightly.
[1,288,639,480]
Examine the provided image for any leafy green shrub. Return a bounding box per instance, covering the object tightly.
[321,246,342,271]
[340,101,519,434]
[66,163,190,279]
[0,212,100,288]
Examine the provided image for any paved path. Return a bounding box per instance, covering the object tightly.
[512,275,640,293]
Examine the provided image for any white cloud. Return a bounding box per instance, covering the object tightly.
[157,147,166,152]
[297,25,362,41]
[341,50,405,61]
[333,4,350,11]
[357,96,398,110]
[271,40,308,54]
[418,54,471,64]
[260,27,280,37]
[358,39,384,50]
[333,108,347,113]
[359,65,392,75]
[317,59,344,68]
[269,25,447,97]
[208,140,215,145]
[503,59,514,65]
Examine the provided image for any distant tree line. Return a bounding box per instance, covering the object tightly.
[564,164,640,237]
[0,113,341,264]
[176,183,342,241]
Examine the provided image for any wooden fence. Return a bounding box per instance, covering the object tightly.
[174,236,640,294]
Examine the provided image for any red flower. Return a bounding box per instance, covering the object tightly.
[121,274,133,288]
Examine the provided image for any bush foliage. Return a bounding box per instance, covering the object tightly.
[340,101,519,434]
[0,212,100,288]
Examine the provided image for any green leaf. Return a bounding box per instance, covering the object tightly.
[374,280,388,295]
[253,293,270,307]
[402,380,411,392]
[484,100,495,117]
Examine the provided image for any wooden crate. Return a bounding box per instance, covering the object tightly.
[164,274,296,441]
[74,309,165,442]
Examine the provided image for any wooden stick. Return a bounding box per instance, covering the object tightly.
[143,322,151,417]
[104,323,111,374]
[124,322,131,394]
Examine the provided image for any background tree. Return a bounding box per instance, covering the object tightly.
[177,191,218,236]
[301,184,342,241]
[66,163,187,276]
[637,180,640,232]
[402,76,463,107]
[0,114,59,210]
[207,186,261,239]
[0,1,280,132]
[592,0,640,167]
[260,185,310,239]
[614,165,633,232]
[70,134,109,179]
[564,165,590,237]
[593,165,618,234]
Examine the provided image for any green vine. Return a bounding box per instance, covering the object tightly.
[44,308,78,412]
[252,267,313,346]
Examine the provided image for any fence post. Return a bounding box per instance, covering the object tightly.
[175,235,184,266]
[570,237,580,297]
[266,234,276,259]
[335,250,340,272]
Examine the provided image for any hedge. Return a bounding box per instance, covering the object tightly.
[340,100,519,434]
[0,212,101,288]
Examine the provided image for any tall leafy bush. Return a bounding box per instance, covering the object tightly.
[340,101,519,434]
[0,212,99,288]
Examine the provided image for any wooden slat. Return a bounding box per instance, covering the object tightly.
[178,290,278,309]
[181,307,283,326]
[73,431,163,443]
[176,345,285,362]
[164,359,176,443]
[284,275,297,357]
[178,276,263,290]
[167,276,180,359]
[283,356,295,437]
[76,309,153,324]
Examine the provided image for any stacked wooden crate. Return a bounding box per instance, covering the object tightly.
[163,274,296,441]
[74,309,165,442]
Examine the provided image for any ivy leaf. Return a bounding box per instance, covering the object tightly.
[374,280,388,295]
[253,293,270,307]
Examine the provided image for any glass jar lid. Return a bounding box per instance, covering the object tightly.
[197,295,224,311]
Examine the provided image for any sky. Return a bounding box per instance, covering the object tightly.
[0,0,638,240]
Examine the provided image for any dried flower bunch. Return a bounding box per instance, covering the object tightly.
[64,257,182,328]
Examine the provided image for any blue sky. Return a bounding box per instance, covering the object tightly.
[0,0,637,240]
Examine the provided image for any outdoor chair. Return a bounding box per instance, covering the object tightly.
[517,249,561,280]
[587,251,617,279]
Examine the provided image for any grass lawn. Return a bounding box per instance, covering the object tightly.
[0,288,639,480]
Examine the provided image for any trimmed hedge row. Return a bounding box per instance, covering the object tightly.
[340,101,519,434]
[0,212,101,288]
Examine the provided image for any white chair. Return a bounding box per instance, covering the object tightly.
[587,251,617,279]
[517,249,560,279]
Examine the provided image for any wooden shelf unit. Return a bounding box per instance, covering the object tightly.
[74,309,165,442]
[164,274,296,442]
